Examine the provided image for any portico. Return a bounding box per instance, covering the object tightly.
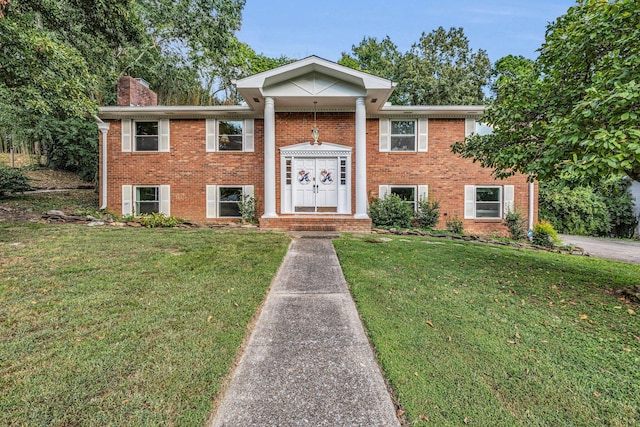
[234,56,395,229]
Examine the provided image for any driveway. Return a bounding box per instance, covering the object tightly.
[559,234,640,264]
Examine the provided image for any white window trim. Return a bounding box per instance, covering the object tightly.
[464,185,513,219]
[378,185,429,211]
[123,185,170,216]
[128,119,170,152]
[379,118,428,152]
[206,184,254,218]
[206,119,255,153]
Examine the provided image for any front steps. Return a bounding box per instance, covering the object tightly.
[259,215,371,233]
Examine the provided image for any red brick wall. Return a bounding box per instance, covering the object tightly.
[102,113,536,234]
[102,119,264,224]
[367,117,535,235]
[117,76,158,107]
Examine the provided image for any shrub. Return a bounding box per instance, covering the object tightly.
[596,178,638,238]
[0,166,32,197]
[445,215,464,234]
[238,194,257,224]
[504,209,527,240]
[532,220,560,247]
[136,213,182,228]
[539,183,610,236]
[369,193,413,228]
[415,198,440,229]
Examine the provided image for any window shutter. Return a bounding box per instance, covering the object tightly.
[465,118,476,137]
[378,185,390,199]
[243,185,255,198]
[122,185,132,215]
[121,119,132,152]
[503,185,515,217]
[379,119,391,152]
[206,185,217,218]
[418,185,429,202]
[205,119,217,152]
[244,119,254,152]
[464,185,475,219]
[159,119,170,152]
[159,185,170,215]
[418,119,428,152]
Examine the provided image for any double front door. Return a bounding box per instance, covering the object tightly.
[294,158,338,213]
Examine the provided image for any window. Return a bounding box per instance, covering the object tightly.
[475,187,501,218]
[390,186,416,211]
[218,121,243,151]
[391,120,416,151]
[219,187,243,217]
[135,186,159,214]
[135,121,159,151]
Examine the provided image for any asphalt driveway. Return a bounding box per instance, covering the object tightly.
[559,234,640,264]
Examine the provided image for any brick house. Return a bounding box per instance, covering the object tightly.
[97,56,537,234]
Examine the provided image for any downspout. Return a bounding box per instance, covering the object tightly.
[528,179,535,231]
[95,116,110,210]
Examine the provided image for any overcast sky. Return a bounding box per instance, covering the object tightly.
[237,0,578,63]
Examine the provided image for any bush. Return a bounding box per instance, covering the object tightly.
[369,193,413,228]
[415,198,440,229]
[539,183,611,236]
[532,220,560,247]
[504,209,527,240]
[445,215,464,234]
[238,194,257,224]
[596,178,638,238]
[0,166,32,197]
[136,213,182,228]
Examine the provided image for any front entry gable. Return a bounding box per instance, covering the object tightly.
[263,71,366,99]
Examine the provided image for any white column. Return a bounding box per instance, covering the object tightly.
[97,121,110,210]
[262,97,278,218]
[354,97,368,218]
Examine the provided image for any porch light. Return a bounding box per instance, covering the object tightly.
[311,101,319,145]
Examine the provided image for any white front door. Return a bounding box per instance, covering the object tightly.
[294,158,338,213]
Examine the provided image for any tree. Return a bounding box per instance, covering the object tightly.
[339,27,491,105]
[452,0,640,184]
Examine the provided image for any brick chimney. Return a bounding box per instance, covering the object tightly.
[117,76,158,106]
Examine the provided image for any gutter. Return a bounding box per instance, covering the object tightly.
[529,180,535,231]
[95,116,110,210]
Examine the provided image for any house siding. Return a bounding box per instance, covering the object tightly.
[102,113,536,234]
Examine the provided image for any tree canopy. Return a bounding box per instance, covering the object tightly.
[339,27,491,105]
[452,0,640,184]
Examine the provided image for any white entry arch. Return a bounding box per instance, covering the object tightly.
[280,142,352,214]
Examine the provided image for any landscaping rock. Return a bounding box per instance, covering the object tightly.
[87,221,105,227]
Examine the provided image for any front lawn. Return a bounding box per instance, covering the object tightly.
[335,235,640,426]
[0,224,289,426]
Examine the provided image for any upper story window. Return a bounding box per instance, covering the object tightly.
[134,121,159,151]
[206,118,254,153]
[391,120,416,151]
[379,118,428,152]
[218,121,243,151]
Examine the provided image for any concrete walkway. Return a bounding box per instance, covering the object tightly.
[560,234,640,264]
[210,238,400,427]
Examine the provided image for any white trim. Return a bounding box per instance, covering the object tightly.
[244,119,254,152]
[503,185,515,217]
[418,185,429,202]
[206,119,217,152]
[464,185,476,219]
[465,118,476,137]
[121,119,132,152]
[206,185,218,218]
[378,185,390,199]
[379,118,390,152]
[417,118,428,152]
[159,119,170,152]
[122,185,132,215]
[159,185,170,215]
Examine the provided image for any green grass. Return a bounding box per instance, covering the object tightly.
[1,189,99,216]
[0,224,289,426]
[335,234,640,426]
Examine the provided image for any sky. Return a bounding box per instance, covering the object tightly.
[237,0,578,64]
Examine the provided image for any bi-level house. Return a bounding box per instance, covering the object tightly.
[97,56,537,233]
